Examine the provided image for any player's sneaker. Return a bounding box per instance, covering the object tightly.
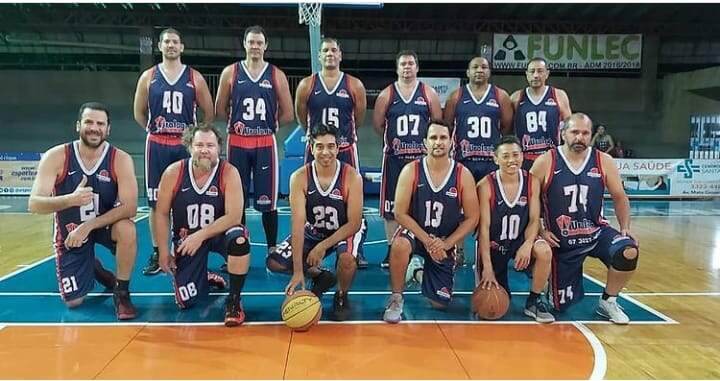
[224,296,245,327]
[524,297,556,323]
[113,290,137,320]
[142,251,161,276]
[331,291,351,321]
[596,296,629,325]
[94,259,116,290]
[383,293,404,323]
[310,269,337,298]
[208,271,227,290]
[405,256,424,284]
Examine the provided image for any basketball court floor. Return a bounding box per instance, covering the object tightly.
[1,196,719,379]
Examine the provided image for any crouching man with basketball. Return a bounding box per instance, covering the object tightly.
[154,124,251,327]
[475,135,554,323]
[383,119,479,323]
[266,123,365,321]
[531,113,638,324]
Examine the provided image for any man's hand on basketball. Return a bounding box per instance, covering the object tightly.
[65,222,91,249]
[176,231,205,256]
[514,241,532,271]
[69,175,94,207]
[540,229,560,248]
[159,252,176,275]
[306,245,326,267]
[285,273,305,296]
[480,267,500,290]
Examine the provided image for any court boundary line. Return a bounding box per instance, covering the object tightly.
[573,322,607,380]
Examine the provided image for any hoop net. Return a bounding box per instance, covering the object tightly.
[298,3,322,27]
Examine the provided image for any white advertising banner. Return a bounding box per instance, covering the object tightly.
[418,77,461,108]
[612,158,720,197]
[492,34,642,71]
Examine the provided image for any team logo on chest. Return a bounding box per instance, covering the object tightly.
[486,98,499,108]
[445,186,458,198]
[96,169,111,183]
[206,185,219,197]
[587,167,602,178]
[517,195,528,206]
[329,188,344,200]
[336,89,350,99]
[259,79,273,89]
[545,98,557,106]
[414,96,427,106]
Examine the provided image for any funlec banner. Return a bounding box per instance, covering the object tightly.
[492,34,642,71]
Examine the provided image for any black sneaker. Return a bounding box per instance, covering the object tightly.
[94,259,116,290]
[113,290,137,320]
[310,270,337,298]
[331,291,351,321]
[142,251,161,276]
[381,254,390,269]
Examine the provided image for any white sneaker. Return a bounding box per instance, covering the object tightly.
[596,296,629,325]
[383,293,404,323]
[405,256,424,284]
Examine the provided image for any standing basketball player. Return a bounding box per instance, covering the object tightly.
[267,124,365,321]
[133,27,215,276]
[295,37,368,268]
[511,57,571,171]
[215,25,294,257]
[154,124,251,327]
[532,113,638,324]
[475,135,554,323]
[444,56,513,267]
[383,119,478,323]
[374,50,443,268]
[29,102,137,320]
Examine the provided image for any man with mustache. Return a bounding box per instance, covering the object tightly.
[531,113,638,324]
[29,102,138,320]
[154,124,251,327]
[133,28,215,277]
[511,57,571,172]
[216,25,294,259]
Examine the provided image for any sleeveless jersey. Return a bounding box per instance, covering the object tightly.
[542,147,607,251]
[409,158,464,239]
[53,141,119,252]
[514,86,562,158]
[228,62,279,136]
[306,72,357,148]
[170,159,228,244]
[488,170,531,255]
[453,84,503,162]
[383,82,432,160]
[305,160,351,240]
[147,64,198,136]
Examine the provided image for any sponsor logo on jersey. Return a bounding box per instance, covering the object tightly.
[96,169,111,183]
[517,195,528,206]
[259,79,273,89]
[555,214,600,238]
[329,188,344,200]
[257,195,271,205]
[486,98,499,108]
[206,185,219,197]
[545,98,557,106]
[336,89,350,98]
[233,121,246,135]
[459,139,494,158]
[446,186,458,198]
[185,82,195,89]
[414,96,427,106]
[65,222,78,233]
[436,287,452,300]
[152,116,186,135]
[587,167,602,178]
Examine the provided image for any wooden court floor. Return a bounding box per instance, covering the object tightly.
[1,209,719,379]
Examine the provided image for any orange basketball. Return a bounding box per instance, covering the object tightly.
[472,286,510,320]
[281,290,322,331]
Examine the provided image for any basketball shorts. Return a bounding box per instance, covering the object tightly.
[172,225,248,309]
[305,142,359,169]
[227,135,279,212]
[380,155,416,220]
[267,220,367,274]
[473,239,537,296]
[145,134,190,208]
[55,226,115,302]
[548,225,638,312]
[394,228,457,307]
[460,159,498,183]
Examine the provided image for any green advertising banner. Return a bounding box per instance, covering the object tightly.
[492,34,642,71]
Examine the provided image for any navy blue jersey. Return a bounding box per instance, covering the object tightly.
[542,148,608,251]
[409,158,465,238]
[383,82,433,160]
[453,84,503,162]
[304,160,351,240]
[147,64,198,136]
[170,159,228,244]
[53,141,119,252]
[488,170,532,255]
[514,86,562,159]
[228,62,279,136]
[306,72,357,148]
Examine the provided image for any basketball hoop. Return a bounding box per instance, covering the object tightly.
[298,3,322,28]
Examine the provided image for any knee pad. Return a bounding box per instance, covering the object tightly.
[228,237,250,257]
[611,248,638,271]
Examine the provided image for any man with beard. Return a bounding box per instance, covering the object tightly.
[444,56,513,266]
[215,25,294,258]
[383,119,478,323]
[133,28,215,276]
[531,113,638,324]
[374,50,443,268]
[267,123,365,321]
[29,102,138,320]
[511,57,571,171]
[155,124,251,327]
